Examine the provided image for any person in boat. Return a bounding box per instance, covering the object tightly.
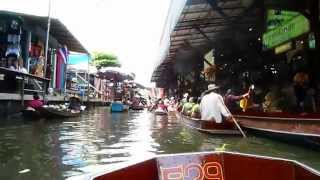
[157,100,167,112]
[178,93,189,112]
[131,95,140,107]
[163,96,170,107]
[293,71,309,112]
[262,86,283,112]
[69,96,81,111]
[182,97,195,116]
[190,97,201,118]
[182,93,189,104]
[224,89,249,112]
[26,92,44,109]
[169,97,175,105]
[167,97,176,111]
[200,84,231,123]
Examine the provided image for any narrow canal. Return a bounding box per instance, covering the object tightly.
[0,107,319,180]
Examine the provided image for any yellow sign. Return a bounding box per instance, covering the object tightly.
[275,42,292,54]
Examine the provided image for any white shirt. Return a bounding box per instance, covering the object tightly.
[200,92,231,123]
[19,67,28,74]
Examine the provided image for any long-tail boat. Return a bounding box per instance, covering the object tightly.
[90,152,320,180]
[154,108,168,116]
[234,111,320,148]
[22,106,81,120]
[38,106,81,118]
[177,113,241,135]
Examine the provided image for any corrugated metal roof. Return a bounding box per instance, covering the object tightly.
[0,10,89,54]
[152,0,263,83]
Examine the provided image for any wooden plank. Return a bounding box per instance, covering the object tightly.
[0,67,50,82]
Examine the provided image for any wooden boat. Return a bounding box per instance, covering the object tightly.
[234,111,320,148]
[37,106,81,118]
[154,108,168,116]
[130,105,144,111]
[177,113,241,135]
[90,151,320,180]
[21,109,42,120]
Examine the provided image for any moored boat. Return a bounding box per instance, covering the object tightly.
[130,105,144,111]
[111,102,128,112]
[38,106,81,118]
[177,113,241,135]
[234,111,320,148]
[21,108,42,120]
[90,151,320,180]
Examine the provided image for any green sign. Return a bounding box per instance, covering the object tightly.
[263,15,310,49]
[266,10,299,30]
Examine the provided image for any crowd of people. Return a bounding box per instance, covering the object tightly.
[149,83,241,123]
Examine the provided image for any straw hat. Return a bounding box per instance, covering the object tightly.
[207,84,219,91]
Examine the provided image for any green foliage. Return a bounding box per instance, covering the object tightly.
[92,51,121,69]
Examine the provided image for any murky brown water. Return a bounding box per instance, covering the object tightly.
[0,107,319,180]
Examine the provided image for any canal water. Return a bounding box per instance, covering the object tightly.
[0,107,319,180]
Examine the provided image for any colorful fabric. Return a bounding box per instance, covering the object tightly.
[182,102,194,115]
[27,100,43,109]
[191,104,200,114]
[56,47,69,90]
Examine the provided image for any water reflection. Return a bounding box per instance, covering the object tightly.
[0,107,319,179]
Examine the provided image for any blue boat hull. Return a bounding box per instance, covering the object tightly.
[111,102,128,112]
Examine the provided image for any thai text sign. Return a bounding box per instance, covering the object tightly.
[263,15,310,49]
[158,154,224,180]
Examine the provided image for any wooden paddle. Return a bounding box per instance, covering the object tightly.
[220,97,247,138]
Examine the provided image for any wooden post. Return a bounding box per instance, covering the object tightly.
[20,77,25,106]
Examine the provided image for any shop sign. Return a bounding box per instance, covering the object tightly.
[263,15,310,49]
[266,9,299,30]
[275,42,292,54]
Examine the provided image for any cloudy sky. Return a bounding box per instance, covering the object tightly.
[1,0,171,86]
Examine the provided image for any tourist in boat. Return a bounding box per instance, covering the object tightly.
[182,93,189,104]
[167,97,176,111]
[157,100,167,112]
[224,89,249,112]
[178,94,188,112]
[190,97,201,118]
[26,92,44,109]
[163,96,170,107]
[131,95,140,107]
[200,84,231,123]
[182,97,195,116]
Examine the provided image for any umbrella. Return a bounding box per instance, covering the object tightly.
[98,67,134,81]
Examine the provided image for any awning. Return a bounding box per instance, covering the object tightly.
[151,0,263,83]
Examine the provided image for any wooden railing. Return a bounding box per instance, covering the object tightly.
[0,67,50,105]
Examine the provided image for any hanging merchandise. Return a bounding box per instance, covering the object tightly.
[5,44,20,57]
[7,19,21,35]
[34,56,44,77]
[4,18,22,65]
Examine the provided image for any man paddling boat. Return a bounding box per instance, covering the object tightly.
[200,84,232,123]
